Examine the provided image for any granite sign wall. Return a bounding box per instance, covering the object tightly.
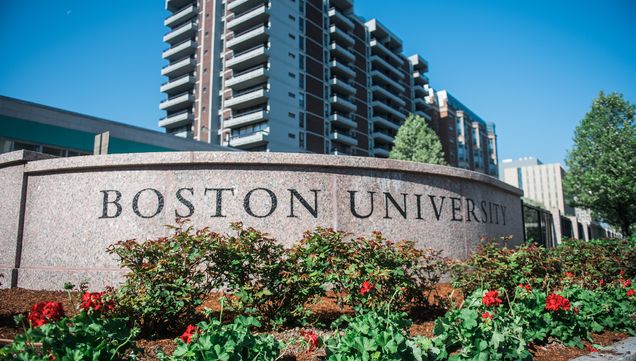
[0,151,524,290]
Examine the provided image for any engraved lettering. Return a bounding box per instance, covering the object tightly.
[349,191,375,219]
[288,189,320,218]
[99,190,122,219]
[132,188,164,219]
[243,188,277,218]
[175,188,195,218]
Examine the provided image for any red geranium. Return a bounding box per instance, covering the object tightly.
[622,279,632,288]
[482,290,502,307]
[599,279,605,287]
[180,324,200,344]
[565,272,574,278]
[80,292,115,313]
[545,294,571,312]
[28,302,64,327]
[301,330,319,353]
[481,311,492,320]
[360,281,375,296]
[518,284,532,291]
[627,289,635,297]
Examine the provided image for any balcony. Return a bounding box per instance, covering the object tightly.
[226,4,269,32]
[227,0,264,14]
[371,55,404,80]
[161,56,196,77]
[158,109,193,128]
[414,85,427,97]
[160,74,195,95]
[330,95,357,113]
[330,42,355,63]
[163,20,197,44]
[372,131,395,144]
[413,70,429,85]
[229,130,269,148]
[415,112,432,124]
[225,87,269,108]
[372,115,400,131]
[166,0,196,12]
[370,39,404,67]
[330,60,356,78]
[329,25,355,46]
[165,4,197,27]
[330,78,356,96]
[227,25,269,50]
[226,45,269,69]
[224,109,268,128]
[371,70,405,93]
[162,39,196,61]
[330,113,357,129]
[159,92,194,112]
[331,131,358,146]
[372,147,390,158]
[225,65,268,89]
[328,8,354,30]
[372,85,405,107]
[372,100,406,120]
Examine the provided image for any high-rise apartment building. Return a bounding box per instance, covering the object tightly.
[159,0,498,176]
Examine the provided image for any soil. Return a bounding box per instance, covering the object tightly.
[0,285,628,360]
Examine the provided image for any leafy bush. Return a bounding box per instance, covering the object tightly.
[158,315,281,361]
[107,221,220,332]
[325,310,438,361]
[553,238,636,285]
[287,228,448,312]
[450,241,561,296]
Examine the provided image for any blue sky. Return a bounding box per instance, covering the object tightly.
[1,1,635,165]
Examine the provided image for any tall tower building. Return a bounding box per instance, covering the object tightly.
[159,0,499,176]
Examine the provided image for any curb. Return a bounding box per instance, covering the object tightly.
[572,337,636,361]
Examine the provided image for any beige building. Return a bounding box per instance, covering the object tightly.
[500,157,572,215]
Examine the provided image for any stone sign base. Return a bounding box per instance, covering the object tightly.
[0,151,523,290]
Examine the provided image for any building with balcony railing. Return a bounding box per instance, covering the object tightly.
[159,0,498,176]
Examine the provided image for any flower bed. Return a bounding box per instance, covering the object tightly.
[1,223,635,360]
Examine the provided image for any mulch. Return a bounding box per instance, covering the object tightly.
[0,285,628,360]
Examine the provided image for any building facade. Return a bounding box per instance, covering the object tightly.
[0,96,232,157]
[159,0,498,176]
[499,157,620,241]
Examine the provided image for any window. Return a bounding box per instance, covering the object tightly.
[288,52,296,59]
[299,112,305,127]
[299,132,305,148]
[288,92,296,98]
[289,14,296,21]
[288,112,296,119]
[288,133,296,139]
[289,33,296,40]
[288,72,296,79]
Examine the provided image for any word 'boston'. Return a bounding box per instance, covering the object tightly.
[99,187,508,225]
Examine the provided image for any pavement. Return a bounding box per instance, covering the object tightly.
[572,337,636,361]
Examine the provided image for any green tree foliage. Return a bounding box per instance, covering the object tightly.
[389,114,446,165]
[564,92,636,237]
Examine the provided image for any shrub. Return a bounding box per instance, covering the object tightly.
[325,310,439,361]
[287,228,448,312]
[158,315,281,361]
[553,238,636,285]
[450,241,561,296]
[106,221,221,332]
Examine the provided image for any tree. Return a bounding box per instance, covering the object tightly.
[564,92,636,237]
[389,114,446,165]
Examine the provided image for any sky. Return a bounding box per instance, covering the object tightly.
[0,1,635,165]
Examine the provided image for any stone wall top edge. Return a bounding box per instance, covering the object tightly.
[22,151,523,196]
[0,150,56,168]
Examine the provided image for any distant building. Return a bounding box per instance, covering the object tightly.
[500,157,620,241]
[159,0,498,176]
[0,95,234,157]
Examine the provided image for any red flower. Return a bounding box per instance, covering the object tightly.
[80,292,115,313]
[565,272,574,278]
[481,312,492,320]
[622,279,632,288]
[620,270,625,277]
[482,290,503,307]
[360,281,375,296]
[573,307,580,314]
[599,279,605,287]
[27,302,64,327]
[627,289,635,297]
[301,330,319,353]
[180,324,199,344]
[585,343,598,352]
[545,294,571,312]
[518,284,532,291]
